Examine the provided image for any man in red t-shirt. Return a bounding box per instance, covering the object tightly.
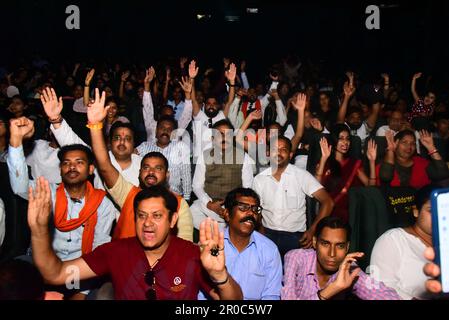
[27,176,243,300]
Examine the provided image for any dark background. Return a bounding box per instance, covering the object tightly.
[1,0,449,81]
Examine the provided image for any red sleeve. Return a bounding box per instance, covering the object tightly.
[82,242,113,277]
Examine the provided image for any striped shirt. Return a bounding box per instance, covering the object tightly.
[136,141,192,200]
[281,249,401,300]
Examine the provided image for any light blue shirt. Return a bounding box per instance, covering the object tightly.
[199,227,282,300]
[7,145,117,261]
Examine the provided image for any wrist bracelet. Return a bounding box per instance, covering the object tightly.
[317,289,327,300]
[86,122,103,130]
[48,116,63,124]
[428,149,438,156]
[212,271,229,286]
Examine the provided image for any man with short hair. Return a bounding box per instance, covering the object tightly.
[199,187,282,300]
[252,136,334,257]
[86,89,193,241]
[281,216,401,300]
[27,178,243,300]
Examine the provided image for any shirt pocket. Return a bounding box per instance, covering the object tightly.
[244,270,266,300]
[286,191,299,209]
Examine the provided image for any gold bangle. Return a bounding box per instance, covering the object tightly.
[86,122,103,130]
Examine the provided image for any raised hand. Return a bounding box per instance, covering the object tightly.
[269,89,280,101]
[225,63,237,84]
[87,88,108,124]
[269,72,279,82]
[332,252,364,291]
[27,176,52,235]
[223,57,230,69]
[165,67,171,81]
[237,88,248,98]
[345,71,355,87]
[419,130,436,152]
[199,218,226,281]
[310,118,323,132]
[247,110,262,122]
[381,73,390,83]
[121,71,130,82]
[292,93,307,111]
[385,130,397,151]
[343,81,356,97]
[144,67,156,85]
[40,87,63,120]
[85,69,95,86]
[179,76,193,94]
[9,117,35,142]
[189,60,199,79]
[412,72,422,80]
[319,137,332,160]
[180,57,188,69]
[367,139,377,162]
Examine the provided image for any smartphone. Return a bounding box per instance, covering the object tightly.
[431,188,449,293]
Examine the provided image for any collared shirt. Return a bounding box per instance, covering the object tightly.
[281,249,402,300]
[51,119,142,188]
[199,227,282,300]
[192,110,226,160]
[252,164,323,233]
[26,139,61,184]
[136,140,192,200]
[7,145,117,261]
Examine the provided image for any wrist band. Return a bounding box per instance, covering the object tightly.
[86,122,103,130]
[428,149,438,156]
[317,290,327,300]
[48,116,63,124]
[212,269,229,286]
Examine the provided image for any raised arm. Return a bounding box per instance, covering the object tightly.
[188,60,201,117]
[142,67,157,141]
[223,63,237,117]
[290,93,306,151]
[363,139,378,186]
[162,67,171,104]
[379,130,397,184]
[411,72,422,103]
[84,69,95,106]
[366,102,382,130]
[87,89,120,189]
[119,71,130,99]
[381,73,390,99]
[178,76,193,130]
[315,137,331,183]
[260,73,280,110]
[240,60,250,89]
[337,80,356,124]
[235,110,262,153]
[28,177,96,285]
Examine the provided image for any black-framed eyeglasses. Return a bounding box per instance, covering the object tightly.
[144,270,157,300]
[234,201,263,215]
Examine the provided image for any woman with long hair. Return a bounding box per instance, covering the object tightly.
[315,124,377,222]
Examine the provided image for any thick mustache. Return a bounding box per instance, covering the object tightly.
[66,170,79,175]
[240,216,257,225]
[146,174,157,180]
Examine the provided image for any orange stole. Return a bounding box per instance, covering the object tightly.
[112,186,182,240]
[54,182,106,254]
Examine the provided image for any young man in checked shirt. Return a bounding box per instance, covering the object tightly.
[281,216,401,300]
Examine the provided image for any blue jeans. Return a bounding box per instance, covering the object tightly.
[263,228,303,262]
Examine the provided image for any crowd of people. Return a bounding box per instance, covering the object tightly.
[0,54,447,300]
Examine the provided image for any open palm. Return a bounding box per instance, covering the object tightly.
[40,87,63,119]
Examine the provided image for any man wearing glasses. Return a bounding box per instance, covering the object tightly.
[199,188,282,300]
[27,177,243,300]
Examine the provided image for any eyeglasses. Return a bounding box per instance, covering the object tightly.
[144,270,157,300]
[234,201,263,215]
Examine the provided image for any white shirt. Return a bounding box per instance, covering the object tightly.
[51,119,142,189]
[0,198,5,247]
[370,228,432,300]
[252,164,323,233]
[376,125,395,137]
[193,148,254,206]
[73,97,87,113]
[192,110,226,160]
[26,140,61,184]
[345,121,371,144]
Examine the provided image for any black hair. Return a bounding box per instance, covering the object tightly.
[133,185,178,220]
[327,124,352,180]
[414,185,435,212]
[212,119,234,131]
[394,129,416,142]
[315,216,352,242]
[0,259,45,300]
[109,121,135,144]
[224,188,261,213]
[141,151,169,171]
[346,106,363,117]
[105,96,121,106]
[57,144,94,165]
[157,115,178,130]
[276,135,293,152]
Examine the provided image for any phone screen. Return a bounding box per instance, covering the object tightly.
[432,190,449,293]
